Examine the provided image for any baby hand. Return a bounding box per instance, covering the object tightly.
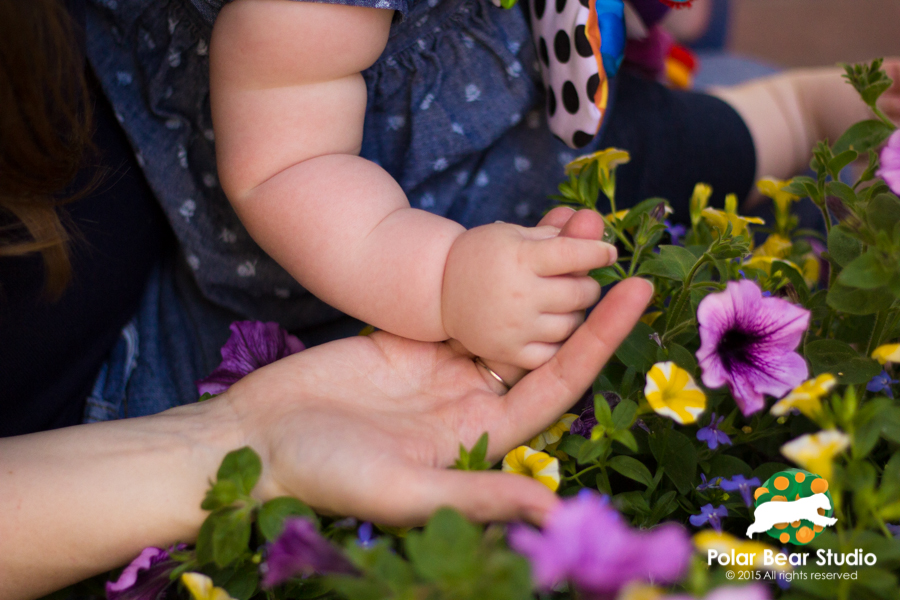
[441,213,617,370]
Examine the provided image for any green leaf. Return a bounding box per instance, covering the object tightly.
[752,462,790,484]
[594,393,614,428]
[838,252,893,289]
[637,245,698,281]
[881,407,900,444]
[210,508,253,568]
[878,452,900,505]
[217,447,262,496]
[405,508,480,582]
[828,149,859,176]
[707,454,753,479]
[201,478,241,512]
[197,392,218,402]
[620,197,668,230]
[805,339,882,384]
[827,281,895,315]
[590,265,622,287]
[608,429,638,453]
[258,497,318,542]
[825,180,858,208]
[648,429,698,495]
[472,550,532,600]
[866,193,900,234]
[646,490,679,524]
[454,432,491,471]
[607,455,654,487]
[833,119,894,154]
[827,224,863,268]
[614,321,658,373]
[611,399,638,431]
[222,563,260,600]
[665,343,698,376]
[558,433,587,457]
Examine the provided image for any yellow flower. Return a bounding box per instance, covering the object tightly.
[565,147,631,178]
[693,531,791,573]
[770,374,836,420]
[617,582,666,600]
[741,255,803,279]
[640,311,663,327]
[529,413,578,452]
[502,446,560,492]
[753,234,792,259]
[181,573,238,600]
[689,183,713,226]
[781,429,850,483]
[644,362,707,425]
[872,343,900,364]
[801,253,821,287]
[701,194,764,240]
[605,208,630,224]
[757,178,800,215]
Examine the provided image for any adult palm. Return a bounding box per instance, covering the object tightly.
[227,277,653,527]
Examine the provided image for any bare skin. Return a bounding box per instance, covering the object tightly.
[210,0,900,376]
[0,277,653,600]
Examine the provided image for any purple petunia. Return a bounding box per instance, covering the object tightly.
[196,321,305,396]
[261,518,357,588]
[696,412,732,450]
[509,491,691,600]
[696,280,810,416]
[689,504,728,532]
[719,475,761,507]
[570,406,598,438]
[106,545,184,600]
[668,583,772,600]
[878,129,900,196]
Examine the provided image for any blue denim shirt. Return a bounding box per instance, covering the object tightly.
[84,0,601,331]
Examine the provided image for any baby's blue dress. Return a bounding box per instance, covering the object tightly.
[83,0,755,419]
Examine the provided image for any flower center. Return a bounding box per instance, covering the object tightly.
[717,328,760,369]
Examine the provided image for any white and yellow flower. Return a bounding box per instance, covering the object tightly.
[644,362,707,425]
[529,413,578,452]
[771,374,836,420]
[502,446,560,492]
[181,573,238,600]
[689,183,713,226]
[694,531,791,573]
[872,343,900,365]
[701,194,765,241]
[781,429,850,482]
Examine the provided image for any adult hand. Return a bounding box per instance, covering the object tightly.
[227,273,652,527]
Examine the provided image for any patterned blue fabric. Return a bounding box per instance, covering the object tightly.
[84,0,608,335]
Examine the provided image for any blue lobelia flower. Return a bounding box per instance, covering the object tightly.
[866,370,899,399]
[696,473,722,492]
[689,504,728,532]
[696,412,732,450]
[719,474,761,507]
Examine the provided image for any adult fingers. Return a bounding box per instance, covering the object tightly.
[498,278,654,448]
[528,236,617,277]
[538,276,601,313]
[385,468,561,527]
[536,206,577,229]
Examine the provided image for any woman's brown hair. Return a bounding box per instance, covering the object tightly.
[0,0,94,298]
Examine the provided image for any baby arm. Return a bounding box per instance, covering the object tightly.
[211,0,616,367]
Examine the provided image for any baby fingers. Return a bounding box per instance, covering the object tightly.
[527,235,618,277]
[539,275,602,313]
[531,312,585,343]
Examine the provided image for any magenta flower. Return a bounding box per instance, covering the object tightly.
[261,518,357,588]
[878,129,900,195]
[106,545,184,600]
[509,491,691,599]
[196,321,305,396]
[696,280,810,416]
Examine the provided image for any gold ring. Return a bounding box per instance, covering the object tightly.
[473,357,511,391]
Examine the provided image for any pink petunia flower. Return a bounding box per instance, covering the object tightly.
[878,129,900,196]
[508,491,691,600]
[696,280,810,416]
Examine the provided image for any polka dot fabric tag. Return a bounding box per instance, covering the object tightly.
[528,0,611,149]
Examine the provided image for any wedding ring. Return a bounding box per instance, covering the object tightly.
[473,357,511,391]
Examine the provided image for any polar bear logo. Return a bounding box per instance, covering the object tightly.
[746,493,837,538]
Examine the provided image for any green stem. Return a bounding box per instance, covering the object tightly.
[567,463,604,481]
[612,261,628,278]
[665,254,711,332]
[608,222,635,253]
[627,244,644,277]
[867,310,889,356]
[872,105,897,131]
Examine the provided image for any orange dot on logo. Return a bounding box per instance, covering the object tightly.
[774,522,789,530]
[796,526,814,543]
[818,508,826,516]
[814,525,823,532]
[780,532,790,543]
[810,478,829,494]
[771,495,787,501]
[795,472,806,483]
[791,520,801,527]
[754,487,769,500]
[774,476,789,490]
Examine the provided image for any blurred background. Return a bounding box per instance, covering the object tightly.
[667,0,900,70]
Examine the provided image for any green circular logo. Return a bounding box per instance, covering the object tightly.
[753,469,834,545]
